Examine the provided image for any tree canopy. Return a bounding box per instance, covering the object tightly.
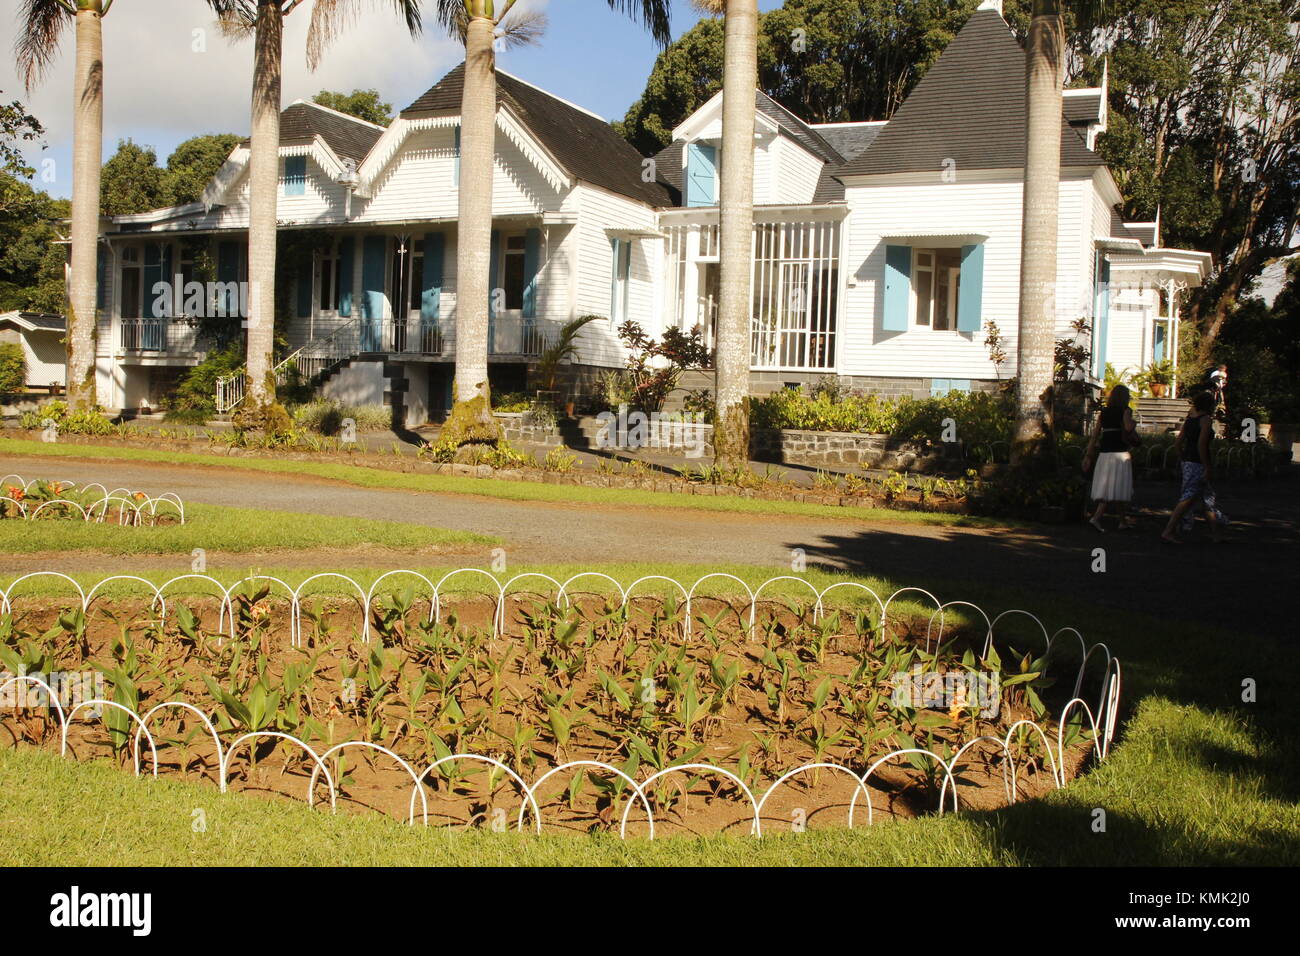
[99,133,241,215]
[312,89,393,127]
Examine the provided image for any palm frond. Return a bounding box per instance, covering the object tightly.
[305,0,424,71]
[604,0,672,48]
[15,0,74,91]
[495,8,546,52]
[426,0,466,39]
[689,0,724,15]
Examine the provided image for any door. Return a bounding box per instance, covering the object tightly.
[494,233,527,353]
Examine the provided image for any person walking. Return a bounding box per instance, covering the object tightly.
[1162,391,1227,544]
[1082,384,1139,532]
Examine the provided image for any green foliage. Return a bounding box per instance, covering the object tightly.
[161,134,241,206]
[534,314,600,395]
[617,0,981,154]
[0,172,69,315]
[749,386,897,433]
[312,89,393,127]
[17,400,114,435]
[167,343,245,420]
[616,320,711,413]
[291,400,391,435]
[99,139,167,217]
[0,342,26,393]
[0,95,43,177]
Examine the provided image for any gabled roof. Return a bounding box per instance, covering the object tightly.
[1063,91,1104,127]
[0,311,65,333]
[755,91,843,164]
[401,64,673,207]
[241,100,385,164]
[839,9,1102,177]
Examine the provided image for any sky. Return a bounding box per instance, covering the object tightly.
[1,0,786,200]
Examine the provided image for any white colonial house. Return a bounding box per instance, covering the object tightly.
[93,2,1210,421]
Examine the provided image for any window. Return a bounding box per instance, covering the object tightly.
[319,243,339,312]
[502,234,527,311]
[610,237,632,324]
[283,156,307,197]
[913,248,961,330]
[408,240,425,314]
[119,246,143,320]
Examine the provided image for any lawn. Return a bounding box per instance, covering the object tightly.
[0,501,495,555]
[0,560,1295,866]
[0,436,1015,529]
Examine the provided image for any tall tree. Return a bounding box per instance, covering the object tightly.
[15,0,113,411]
[617,0,981,155]
[691,0,758,470]
[212,0,423,413]
[312,88,394,126]
[1072,0,1300,363]
[164,132,242,205]
[1012,0,1065,464]
[99,138,166,215]
[430,0,672,445]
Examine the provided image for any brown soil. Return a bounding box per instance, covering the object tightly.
[2,594,1099,838]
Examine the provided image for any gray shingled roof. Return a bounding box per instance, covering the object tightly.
[755,91,843,164]
[652,140,685,202]
[1063,91,1104,127]
[402,64,673,207]
[811,124,887,203]
[839,9,1102,177]
[244,102,385,164]
[0,311,65,332]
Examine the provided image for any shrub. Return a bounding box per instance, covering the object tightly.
[748,388,896,433]
[891,391,1013,450]
[0,343,26,393]
[291,400,390,435]
[169,343,244,420]
[17,400,115,436]
[491,391,533,413]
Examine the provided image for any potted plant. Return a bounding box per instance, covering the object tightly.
[1143,359,1174,398]
[534,314,600,413]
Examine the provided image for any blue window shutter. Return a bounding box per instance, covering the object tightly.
[361,235,387,321]
[161,243,174,317]
[686,143,717,207]
[453,126,461,188]
[488,229,500,318]
[284,156,306,196]
[421,232,444,323]
[297,261,313,318]
[882,244,911,332]
[96,246,107,311]
[957,243,984,333]
[522,228,540,320]
[1095,256,1110,376]
[337,237,354,317]
[217,240,239,317]
[609,237,623,321]
[144,244,163,318]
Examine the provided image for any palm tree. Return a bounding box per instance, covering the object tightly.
[431,0,672,446]
[692,0,757,471]
[1013,0,1074,465]
[212,0,423,414]
[16,0,113,412]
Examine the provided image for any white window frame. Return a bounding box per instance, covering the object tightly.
[611,238,632,325]
[911,247,962,332]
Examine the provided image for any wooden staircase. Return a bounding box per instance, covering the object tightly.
[1134,397,1187,432]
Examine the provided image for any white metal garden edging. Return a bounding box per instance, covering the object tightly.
[1,475,185,525]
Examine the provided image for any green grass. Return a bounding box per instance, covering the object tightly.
[1,697,1292,866]
[0,436,1014,529]
[0,559,1296,865]
[0,502,495,555]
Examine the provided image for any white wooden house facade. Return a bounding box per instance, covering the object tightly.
[94,4,1209,419]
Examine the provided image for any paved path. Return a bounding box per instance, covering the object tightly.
[2,452,1295,635]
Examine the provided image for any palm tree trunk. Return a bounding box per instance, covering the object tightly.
[245,0,283,408]
[1012,0,1064,465]
[446,12,499,441]
[66,6,104,411]
[713,0,758,470]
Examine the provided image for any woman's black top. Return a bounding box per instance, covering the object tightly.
[1098,405,1129,454]
[1182,414,1205,463]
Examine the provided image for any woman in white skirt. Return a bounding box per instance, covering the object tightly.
[1082,384,1138,532]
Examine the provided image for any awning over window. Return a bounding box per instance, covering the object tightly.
[882,231,990,245]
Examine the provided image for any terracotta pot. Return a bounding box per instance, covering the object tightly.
[1151,383,1168,398]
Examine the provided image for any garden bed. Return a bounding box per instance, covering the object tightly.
[1,590,1105,837]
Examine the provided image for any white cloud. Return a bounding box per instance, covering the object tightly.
[1,0,473,186]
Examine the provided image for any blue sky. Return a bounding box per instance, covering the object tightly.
[1,0,785,200]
